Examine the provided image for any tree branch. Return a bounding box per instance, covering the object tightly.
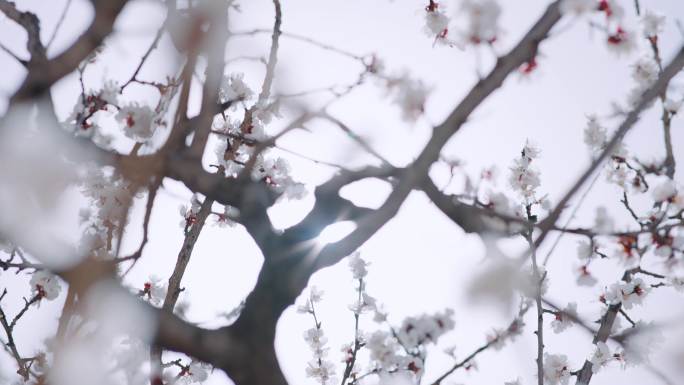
[10,0,130,103]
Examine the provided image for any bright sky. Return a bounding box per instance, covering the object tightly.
[1,1,684,385]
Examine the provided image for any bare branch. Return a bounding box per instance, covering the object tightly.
[10,0,130,103]
[45,0,73,50]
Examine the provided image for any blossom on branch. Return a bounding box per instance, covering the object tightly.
[29,270,61,301]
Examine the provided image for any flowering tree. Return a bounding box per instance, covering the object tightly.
[0,0,683,385]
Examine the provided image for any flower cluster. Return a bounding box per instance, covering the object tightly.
[420,0,502,48]
[508,141,541,198]
[80,166,134,257]
[508,141,550,215]
[251,153,307,200]
[602,277,650,309]
[297,252,460,383]
[303,323,336,384]
[397,309,455,349]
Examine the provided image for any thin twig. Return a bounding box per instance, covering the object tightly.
[0,42,27,66]
[431,303,530,385]
[121,18,167,90]
[528,228,545,385]
[542,171,601,266]
[256,0,282,104]
[45,0,73,50]
[231,28,366,62]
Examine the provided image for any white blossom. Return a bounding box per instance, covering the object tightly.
[179,361,211,384]
[305,359,336,385]
[219,73,254,105]
[252,154,307,199]
[29,270,61,301]
[606,27,637,56]
[671,192,684,212]
[347,252,368,280]
[543,353,570,385]
[603,277,649,309]
[631,57,659,87]
[367,330,402,371]
[179,195,203,229]
[459,0,501,44]
[559,0,595,16]
[576,240,593,261]
[297,286,324,314]
[424,3,450,38]
[216,205,239,228]
[593,206,614,234]
[486,191,514,216]
[590,342,612,373]
[303,326,337,384]
[373,308,388,323]
[551,302,577,334]
[349,291,377,315]
[583,115,607,153]
[116,103,155,141]
[397,309,454,348]
[113,337,148,384]
[641,10,666,38]
[141,275,167,306]
[600,0,625,20]
[664,98,682,114]
[508,141,542,200]
[391,76,429,122]
[99,80,120,105]
[303,327,328,353]
[575,265,598,287]
[253,99,282,127]
[520,265,548,298]
[651,178,677,202]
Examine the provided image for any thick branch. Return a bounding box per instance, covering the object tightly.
[10,0,129,102]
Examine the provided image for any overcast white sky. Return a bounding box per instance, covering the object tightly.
[1,1,684,385]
